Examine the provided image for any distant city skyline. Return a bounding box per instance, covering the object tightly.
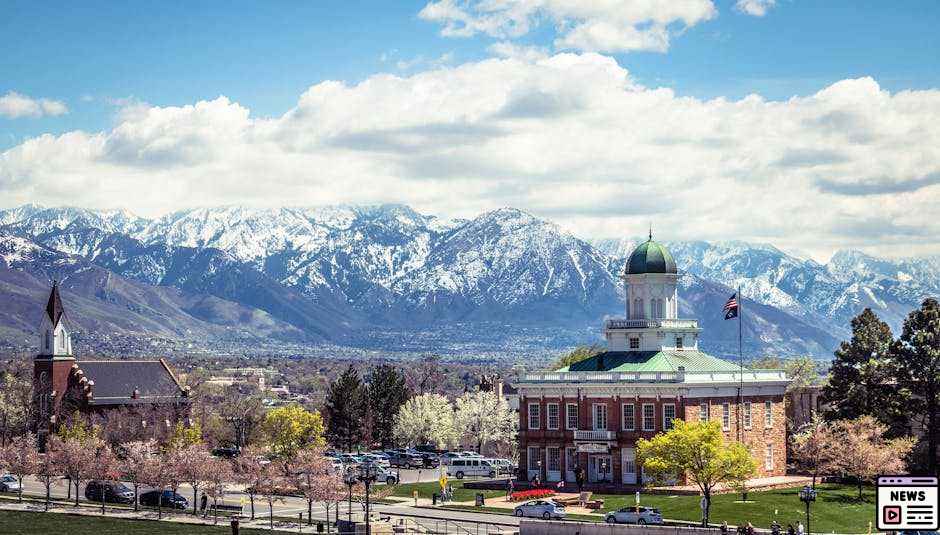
[2,1,939,261]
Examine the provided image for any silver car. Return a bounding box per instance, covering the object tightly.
[513,500,566,519]
[0,474,20,493]
[605,506,664,525]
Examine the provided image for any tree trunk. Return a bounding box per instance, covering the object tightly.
[250,493,256,519]
[703,489,711,527]
[308,499,313,525]
[17,476,22,503]
[45,482,50,512]
[101,490,106,515]
[858,480,863,500]
[158,488,163,520]
[269,498,274,530]
[133,484,139,512]
[75,480,81,507]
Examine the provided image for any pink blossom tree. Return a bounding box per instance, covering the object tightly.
[287,447,345,526]
[790,414,839,487]
[832,416,916,499]
[169,443,215,515]
[49,435,94,507]
[203,457,234,524]
[0,433,39,502]
[85,438,122,515]
[141,451,174,519]
[120,440,157,511]
[35,447,60,512]
[233,446,267,520]
[256,458,287,530]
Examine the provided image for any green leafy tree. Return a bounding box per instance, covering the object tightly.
[891,298,940,473]
[367,365,412,449]
[167,421,203,450]
[324,366,366,451]
[637,420,756,526]
[822,309,903,430]
[262,404,326,458]
[552,344,603,370]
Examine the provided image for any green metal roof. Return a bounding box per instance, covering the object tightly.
[558,350,742,373]
[626,239,677,275]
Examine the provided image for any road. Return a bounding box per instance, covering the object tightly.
[11,470,520,532]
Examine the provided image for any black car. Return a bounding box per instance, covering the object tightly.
[139,490,188,509]
[212,446,241,458]
[85,481,135,504]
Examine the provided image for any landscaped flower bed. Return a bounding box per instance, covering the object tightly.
[509,489,556,501]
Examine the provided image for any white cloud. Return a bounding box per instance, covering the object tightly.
[735,0,776,17]
[1,54,939,260]
[418,0,717,53]
[0,91,68,118]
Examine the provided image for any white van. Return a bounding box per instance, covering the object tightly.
[446,458,498,479]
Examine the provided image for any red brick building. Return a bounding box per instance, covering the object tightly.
[34,283,189,446]
[515,238,789,489]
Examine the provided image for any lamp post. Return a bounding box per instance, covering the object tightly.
[799,485,816,535]
[600,458,608,484]
[359,464,378,535]
[343,468,357,525]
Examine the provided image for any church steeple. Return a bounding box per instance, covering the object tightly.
[37,282,73,358]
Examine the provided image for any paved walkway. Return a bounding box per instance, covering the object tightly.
[652,475,814,494]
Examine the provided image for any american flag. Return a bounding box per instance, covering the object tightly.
[723,293,739,320]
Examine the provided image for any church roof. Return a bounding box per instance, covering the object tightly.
[46,282,65,327]
[625,239,677,275]
[557,350,741,374]
[74,359,187,406]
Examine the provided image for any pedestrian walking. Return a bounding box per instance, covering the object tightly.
[506,478,514,501]
[787,523,795,535]
[721,520,728,535]
[746,522,755,535]
[771,520,781,535]
[797,521,805,535]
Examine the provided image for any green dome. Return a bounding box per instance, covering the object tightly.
[626,239,677,275]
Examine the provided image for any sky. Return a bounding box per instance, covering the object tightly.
[1,1,939,262]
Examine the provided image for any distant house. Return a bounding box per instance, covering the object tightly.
[33,282,189,446]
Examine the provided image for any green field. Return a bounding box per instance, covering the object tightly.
[0,510,274,535]
[391,482,876,533]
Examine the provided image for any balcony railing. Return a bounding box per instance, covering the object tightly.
[518,369,788,384]
[604,318,699,330]
[574,429,615,441]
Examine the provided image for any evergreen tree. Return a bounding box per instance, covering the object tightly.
[552,344,604,370]
[323,366,366,452]
[891,298,940,474]
[822,308,902,429]
[367,365,412,449]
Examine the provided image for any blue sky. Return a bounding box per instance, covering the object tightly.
[2,1,939,260]
[4,1,938,148]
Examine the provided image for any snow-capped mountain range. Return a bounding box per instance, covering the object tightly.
[1,203,936,359]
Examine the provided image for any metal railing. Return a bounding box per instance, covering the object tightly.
[573,429,616,440]
[604,318,699,330]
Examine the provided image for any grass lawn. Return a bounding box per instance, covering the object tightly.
[601,484,875,533]
[390,480,506,503]
[0,510,273,535]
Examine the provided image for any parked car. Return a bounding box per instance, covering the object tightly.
[513,500,566,519]
[211,446,240,458]
[371,466,399,485]
[605,506,664,525]
[446,458,498,479]
[139,490,189,509]
[339,454,365,466]
[0,474,20,493]
[360,453,390,467]
[439,452,467,465]
[419,453,440,468]
[85,480,135,504]
[390,452,423,469]
[488,458,515,474]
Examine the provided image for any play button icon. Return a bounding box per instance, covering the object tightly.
[883,506,902,524]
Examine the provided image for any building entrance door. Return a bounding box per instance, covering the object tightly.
[588,455,612,483]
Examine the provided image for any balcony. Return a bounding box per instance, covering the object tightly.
[520,371,684,383]
[604,318,699,330]
[574,429,615,441]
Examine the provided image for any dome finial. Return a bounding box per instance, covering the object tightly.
[649,223,653,242]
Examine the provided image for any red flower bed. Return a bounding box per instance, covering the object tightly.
[509,489,556,502]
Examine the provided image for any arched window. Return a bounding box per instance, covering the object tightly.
[44,330,51,350]
[638,299,645,319]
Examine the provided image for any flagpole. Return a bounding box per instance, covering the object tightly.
[737,285,743,445]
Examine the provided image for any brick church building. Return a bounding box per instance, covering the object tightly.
[33,282,189,445]
[516,236,789,489]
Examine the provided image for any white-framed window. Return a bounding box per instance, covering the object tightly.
[547,403,559,430]
[528,447,541,471]
[592,403,608,431]
[765,443,774,470]
[547,447,560,472]
[699,401,708,422]
[765,400,773,428]
[566,403,578,430]
[744,402,752,429]
[642,403,655,431]
[722,402,730,431]
[565,447,577,473]
[622,403,635,431]
[663,404,676,431]
[675,337,684,349]
[629,337,640,349]
[528,403,541,430]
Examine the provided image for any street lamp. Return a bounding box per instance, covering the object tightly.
[359,464,378,535]
[343,468,357,524]
[799,485,817,535]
